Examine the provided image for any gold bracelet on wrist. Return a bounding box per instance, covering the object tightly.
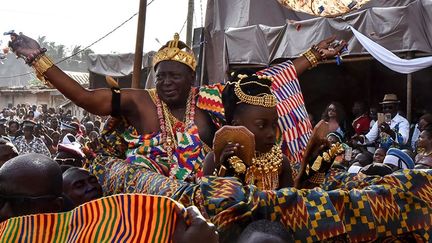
[302,48,319,69]
[228,156,246,174]
[31,54,54,86]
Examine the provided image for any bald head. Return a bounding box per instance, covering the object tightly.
[238,220,294,243]
[0,153,63,222]
[0,153,62,196]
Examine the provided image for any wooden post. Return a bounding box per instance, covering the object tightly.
[132,0,148,89]
[406,52,413,123]
[186,0,194,47]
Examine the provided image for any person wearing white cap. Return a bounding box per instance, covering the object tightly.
[354,94,409,150]
[360,148,414,176]
[60,122,78,141]
[383,148,415,171]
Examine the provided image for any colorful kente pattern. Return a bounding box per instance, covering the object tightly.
[196,83,225,127]
[257,61,313,166]
[97,85,227,182]
[90,157,432,242]
[0,194,183,243]
[123,123,206,181]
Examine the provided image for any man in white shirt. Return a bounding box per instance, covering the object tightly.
[355,94,409,150]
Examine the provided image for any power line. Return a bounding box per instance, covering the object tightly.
[0,0,159,80]
[57,12,138,64]
[179,18,188,35]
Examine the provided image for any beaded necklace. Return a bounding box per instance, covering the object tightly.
[154,89,196,161]
[245,145,283,190]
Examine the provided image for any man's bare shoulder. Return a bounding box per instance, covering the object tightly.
[122,88,153,104]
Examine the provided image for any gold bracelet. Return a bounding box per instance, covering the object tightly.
[31,55,54,86]
[302,48,319,68]
[228,156,247,174]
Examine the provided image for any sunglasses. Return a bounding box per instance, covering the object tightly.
[0,194,58,208]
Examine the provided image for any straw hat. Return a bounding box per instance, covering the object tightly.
[379,94,400,104]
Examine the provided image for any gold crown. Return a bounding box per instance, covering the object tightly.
[152,33,197,71]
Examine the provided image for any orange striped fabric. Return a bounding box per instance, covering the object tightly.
[0,194,183,243]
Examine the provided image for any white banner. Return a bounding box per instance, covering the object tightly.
[350,26,432,74]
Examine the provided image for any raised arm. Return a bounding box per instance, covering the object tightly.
[293,36,347,76]
[43,66,113,115]
[8,32,131,116]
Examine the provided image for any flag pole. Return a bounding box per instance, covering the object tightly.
[132,0,147,88]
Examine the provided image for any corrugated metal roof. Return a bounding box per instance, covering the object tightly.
[64,71,89,87]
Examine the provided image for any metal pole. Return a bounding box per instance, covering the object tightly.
[132,0,147,89]
[186,0,194,47]
[406,52,413,123]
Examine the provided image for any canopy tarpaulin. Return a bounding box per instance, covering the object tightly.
[88,52,155,77]
[88,52,155,89]
[205,0,431,82]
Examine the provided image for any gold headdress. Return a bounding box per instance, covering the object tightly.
[152,33,197,71]
[231,74,277,108]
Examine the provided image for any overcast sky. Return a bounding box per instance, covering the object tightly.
[0,0,206,54]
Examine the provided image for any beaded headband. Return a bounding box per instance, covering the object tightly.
[152,33,197,71]
[231,74,277,108]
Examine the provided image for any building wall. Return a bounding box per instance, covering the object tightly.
[0,91,66,109]
[0,93,38,108]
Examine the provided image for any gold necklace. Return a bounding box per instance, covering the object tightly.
[160,89,194,149]
[245,145,283,190]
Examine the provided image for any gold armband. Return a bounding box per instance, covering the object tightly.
[31,55,54,86]
[302,49,319,69]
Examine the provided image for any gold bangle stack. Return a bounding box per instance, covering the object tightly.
[31,54,54,86]
[302,48,319,68]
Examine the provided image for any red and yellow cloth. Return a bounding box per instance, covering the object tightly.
[0,194,184,243]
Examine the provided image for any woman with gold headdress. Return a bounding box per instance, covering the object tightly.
[204,71,293,190]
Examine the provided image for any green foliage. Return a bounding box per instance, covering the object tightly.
[37,36,94,72]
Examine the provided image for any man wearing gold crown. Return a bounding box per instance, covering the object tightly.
[8,32,344,192]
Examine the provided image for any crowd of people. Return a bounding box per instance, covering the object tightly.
[313,95,432,175]
[0,105,107,207]
[0,32,430,242]
[0,105,104,163]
